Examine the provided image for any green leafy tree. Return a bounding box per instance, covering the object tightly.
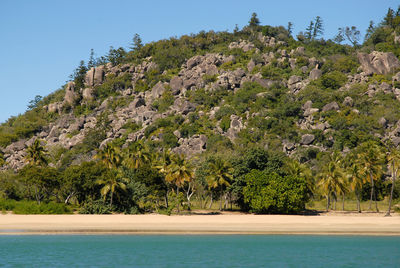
[27,95,43,111]
[206,158,233,210]
[345,152,365,213]
[312,16,324,39]
[318,152,346,211]
[249,12,260,27]
[87,48,96,68]
[357,142,385,212]
[243,170,309,214]
[130,33,143,51]
[305,21,314,40]
[287,22,293,36]
[364,21,375,42]
[95,144,121,169]
[124,141,150,170]
[25,139,48,166]
[70,60,87,89]
[386,148,400,216]
[19,165,59,204]
[165,153,194,213]
[344,26,360,47]
[285,160,314,197]
[333,28,345,44]
[97,169,128,207]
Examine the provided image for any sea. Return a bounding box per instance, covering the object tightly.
[0,235,399,267]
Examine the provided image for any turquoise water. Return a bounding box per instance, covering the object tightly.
[0,235,399,267]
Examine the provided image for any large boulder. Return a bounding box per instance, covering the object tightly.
[64,82,78,105]
[169,76,183,95]
[93,65,105,85]
[150,82,166,99]
[322,102,339,112]
[85,66,105,87]
[358,51,400,75]
[300,134,315,145]
[82,88,95,101]
[309,69,322,80]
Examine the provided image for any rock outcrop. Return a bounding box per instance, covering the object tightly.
[358,51,400,75]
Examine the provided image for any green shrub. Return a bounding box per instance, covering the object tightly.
[319,71,347,90]
[215,106,235,120]
[243,170,309,214]
[10,201,72,214]
[79,199,111,214]
[152,90,174,112]
[220,116,231,132]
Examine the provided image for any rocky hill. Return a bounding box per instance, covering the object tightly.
[2,27,400,172]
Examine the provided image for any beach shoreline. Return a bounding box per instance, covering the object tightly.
[1,212,399,235]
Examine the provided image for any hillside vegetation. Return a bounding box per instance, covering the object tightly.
[1,9,400,215]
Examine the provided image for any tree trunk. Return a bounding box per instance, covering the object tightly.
[326,195,330,211]
[176,186,180,214]
[342,194,345,211]
[374,187,379,212]
[65,192,75,204]
[386,167,397,217]
[356,191,361,213]
[110,190,113,208]
[209,193,213,209]
[219,185,223,211]
[369,172,374,210]
[334,192,337,211]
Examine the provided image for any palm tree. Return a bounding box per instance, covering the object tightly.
[346,154,365,213]
[165,153,194,213]
[25,139,48,166]
[357,141,384,212]
[318,152,346,211]
[124,141,150,169]
[386,147,400,216]
[97,170,128,207]
[95,144,121,169]
[155,149,173,208]
[207,158,233,211]
[285,160,314,197]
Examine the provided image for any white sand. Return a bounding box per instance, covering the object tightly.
[0,213,399,235]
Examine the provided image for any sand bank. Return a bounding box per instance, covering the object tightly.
[0,213,399,235]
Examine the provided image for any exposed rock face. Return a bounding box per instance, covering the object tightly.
[322,102,339,112]
[150,82,166,99]
[64,82,78,105]
[342,96,354,107]
[229,40,256,52]
[288,75,306,93]
[170,76,183,95]
[85,66,105,87]
[358,51,400,75]
[301,134,315,145]
[173,134,207,156]
[82,88,95,101]
[172,99,196,115]
[309,69,322,80]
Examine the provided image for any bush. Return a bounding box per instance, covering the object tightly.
[319,71,347,90]
[79,199,111,214]
[2,200,72,214]
[220,116,231,132]
[243,170,309,214]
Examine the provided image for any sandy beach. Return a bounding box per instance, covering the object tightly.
[0,212,399,235]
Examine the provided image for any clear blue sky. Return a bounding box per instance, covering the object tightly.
[0,0,397,123]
